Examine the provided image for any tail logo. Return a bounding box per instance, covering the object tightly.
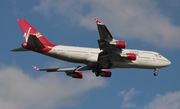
[23,27,42,42]
[23,27,31,42]
[34,32,42,38]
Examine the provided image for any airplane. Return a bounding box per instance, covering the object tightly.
[12,19,171,79]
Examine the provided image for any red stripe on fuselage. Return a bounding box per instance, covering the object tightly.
[32,45,55,53]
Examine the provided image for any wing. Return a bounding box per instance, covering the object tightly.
[95,19,126,67]
[33,65,92,79]
[95,19,113,40]
[95,19,126,51]
[33,65,92,73]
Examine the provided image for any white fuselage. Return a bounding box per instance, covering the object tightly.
[42,45,171,69]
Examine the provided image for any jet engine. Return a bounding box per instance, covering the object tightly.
[110,40,126,49]
[115,41,126,49]
[122,53,136,60]
[100,70,112,77]
[67,72,83,79]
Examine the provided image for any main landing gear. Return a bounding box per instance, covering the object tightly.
[153,68,158,76]
[92,64,102,77]
[93,60,113,77]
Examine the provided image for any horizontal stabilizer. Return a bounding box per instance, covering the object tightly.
[11,47,30,52]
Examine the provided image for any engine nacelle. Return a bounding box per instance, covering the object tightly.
[100,70,112,77]
[67,72,83,79]
[122,53,136,60]
[21,42,27,48]
[115,41,126,49]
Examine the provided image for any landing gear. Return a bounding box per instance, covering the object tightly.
[93,60,113,77]
[153,73,157,76]
[92,64,102,77]
[95,73,100,77]
[153,68,158,76]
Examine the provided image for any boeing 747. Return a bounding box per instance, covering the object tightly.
[12,19,171,79]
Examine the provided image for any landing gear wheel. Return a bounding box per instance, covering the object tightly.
[95,72,101,77]
[153,68,158,76]
[153,72,158,76]
[96,73,100,77]
[92,64,102,77]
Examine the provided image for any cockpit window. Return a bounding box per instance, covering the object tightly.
[154,53,162,58]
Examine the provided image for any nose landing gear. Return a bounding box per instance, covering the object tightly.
[153,68,158,76]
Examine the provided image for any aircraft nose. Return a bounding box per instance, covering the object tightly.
[164,58,171,66]
[167,59,171,66]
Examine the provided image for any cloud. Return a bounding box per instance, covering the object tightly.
[33,0,180,48]
[168,0,180,6]
[144,91,180,109]
[0,65,106,109]
[118,88,139,109]
[118,88,180,109]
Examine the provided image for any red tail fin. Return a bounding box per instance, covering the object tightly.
[17,19,55,46]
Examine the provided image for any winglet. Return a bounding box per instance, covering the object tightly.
[33,66,40,71]
[95,19,103,25]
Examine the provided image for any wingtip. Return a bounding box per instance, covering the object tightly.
[33,66,40,71]
[95,19,103,24]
